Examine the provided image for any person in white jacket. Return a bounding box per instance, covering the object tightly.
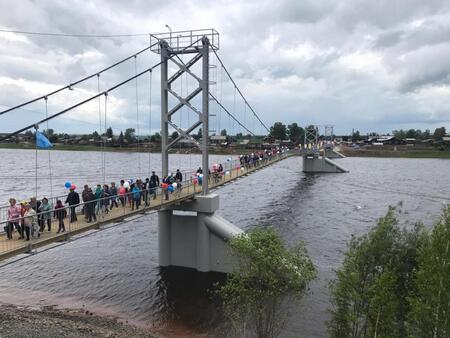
[23,204,39,241]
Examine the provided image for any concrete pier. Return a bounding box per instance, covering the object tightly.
[158,194,243,273]
[324,148,346,159]
[302,155,349,173]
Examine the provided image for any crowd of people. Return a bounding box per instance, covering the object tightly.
[3,147,290,242]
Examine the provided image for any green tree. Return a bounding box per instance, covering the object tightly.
[236,132,243,140]
[433,127,446,140]
[352,130,361,140]
[106,126,113,139]
[118,131,124,145]
[409,206,449,337]
[150,132,161,143]
[287,123,304,144]
[328,207,427,338]
[124,128,136,144]
[423,129,431,139]
[193,128,202,140]
[270,122,287,140]
[91,131,100,141]
[406,129,418,139]
[221,129,227,136]
[218,228,316,338]
[393,129,406,139]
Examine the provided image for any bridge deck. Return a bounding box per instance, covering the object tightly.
[0,152,294,262]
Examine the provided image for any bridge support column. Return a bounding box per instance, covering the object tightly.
[302,155,349,173]
[158,194,242,273]
[324,148,346,159]
[158,194,243,272]
[158,209,172,266]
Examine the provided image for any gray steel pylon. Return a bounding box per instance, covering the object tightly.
[160,36,210,195]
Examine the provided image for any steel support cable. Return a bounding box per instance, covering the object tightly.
[212,49,270,133]
[103,93,108,185]
[0,28,153,38]
[148,65,153,178]
[209,93,255,137]
[169,51,256,138]
[134,56,142,175]
[44,97,53,199]
[0,37,205,142]
[0,42,159,116]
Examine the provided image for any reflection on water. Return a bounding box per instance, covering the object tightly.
[153,267,226,335]
[0,151,449,337]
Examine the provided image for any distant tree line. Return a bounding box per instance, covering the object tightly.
[392,126,446,140]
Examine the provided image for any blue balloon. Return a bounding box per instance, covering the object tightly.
[64,181,71,188]
[168,185,174,192]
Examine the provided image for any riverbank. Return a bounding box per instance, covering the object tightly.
[339,147,450,159]
[0,142,251,155]
[0,303,158,338]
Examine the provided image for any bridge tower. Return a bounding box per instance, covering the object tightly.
[302,125,348,173]
[152,29,242,273]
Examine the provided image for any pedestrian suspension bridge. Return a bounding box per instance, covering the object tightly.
[0,29,345,271]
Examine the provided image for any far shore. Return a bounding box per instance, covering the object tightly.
[1,142,449,159]
[339,146,450,159]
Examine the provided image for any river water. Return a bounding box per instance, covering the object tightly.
[0,149,448,337]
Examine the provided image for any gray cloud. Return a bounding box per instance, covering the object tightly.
[0,0,449,136]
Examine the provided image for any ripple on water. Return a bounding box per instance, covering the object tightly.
[0,153,448,337]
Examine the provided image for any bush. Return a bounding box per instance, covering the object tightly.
[217,228,316,338]
[327,207,428,337]
[408,205,449,337]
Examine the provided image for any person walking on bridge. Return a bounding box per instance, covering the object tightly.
[65,187,80,223]
[118,180,126,207]
[85,188,96,223]
[39,197,53,232]
[175,169,183,192]
[109,182,119,210]
[6,198,21,240]
[94,185,103,215]
[24,203,38,240]
[82,185,90,220]
[131,183,141,210]
[150,171,159,200]
[54,200,66,233]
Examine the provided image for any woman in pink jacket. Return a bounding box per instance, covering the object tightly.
[6,198,22,239]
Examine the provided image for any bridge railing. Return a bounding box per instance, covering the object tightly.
[0,149,295,246]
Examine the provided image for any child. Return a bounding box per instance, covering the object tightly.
[54,200,66,234]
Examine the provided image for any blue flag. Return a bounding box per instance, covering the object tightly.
[36,131,53,149]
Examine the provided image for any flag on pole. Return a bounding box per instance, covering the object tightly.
[36,131,53,149]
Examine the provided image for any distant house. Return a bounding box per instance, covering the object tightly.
[377,136,405,145]
[210,135,227,145]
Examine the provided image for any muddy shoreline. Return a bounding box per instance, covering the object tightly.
[0,303,159,338]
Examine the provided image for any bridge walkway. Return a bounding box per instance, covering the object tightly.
[0,152,294,262]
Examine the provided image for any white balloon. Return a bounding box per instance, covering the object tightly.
[172,182,177,188]
[124,182,130,188]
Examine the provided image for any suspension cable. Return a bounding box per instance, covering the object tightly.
[0,42,159,116]
[148,68,153,178]
[103,93,108,185]
[209,93,255,136]
[44,97,53,200]
[134,56,141,176]
[212,49,270,133]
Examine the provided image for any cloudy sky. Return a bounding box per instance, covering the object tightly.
[0,0,449,136]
